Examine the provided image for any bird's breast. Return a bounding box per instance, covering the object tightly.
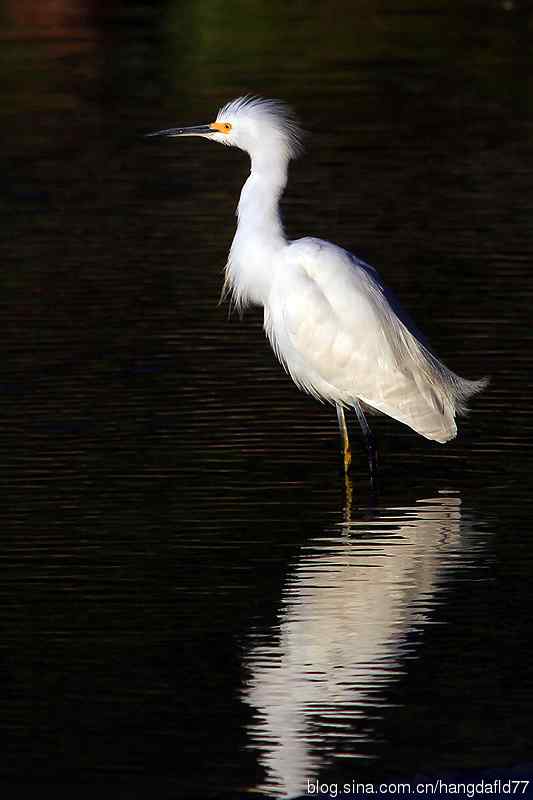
[227,233,283,308]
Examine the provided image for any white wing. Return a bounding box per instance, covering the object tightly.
[266,237,485,442]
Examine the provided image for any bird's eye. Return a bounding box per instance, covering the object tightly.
[209,121,233,134]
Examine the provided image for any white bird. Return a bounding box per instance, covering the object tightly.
[148,96,487,480]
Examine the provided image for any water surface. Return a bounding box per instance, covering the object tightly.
[1,1,533,797]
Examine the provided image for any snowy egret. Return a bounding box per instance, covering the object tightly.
[147,97,487,479]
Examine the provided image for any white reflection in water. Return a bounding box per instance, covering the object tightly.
[243,490,474,797]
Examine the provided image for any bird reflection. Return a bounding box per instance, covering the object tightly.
[242,490,472,797]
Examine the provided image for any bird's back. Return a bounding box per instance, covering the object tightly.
[266,237,486,443]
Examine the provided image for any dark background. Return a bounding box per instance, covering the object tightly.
[1,1,532,797]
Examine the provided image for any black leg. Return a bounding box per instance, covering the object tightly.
[354,400,378,486]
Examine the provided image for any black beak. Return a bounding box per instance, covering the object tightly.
[145,124,213,138]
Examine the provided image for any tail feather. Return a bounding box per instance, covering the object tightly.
[359,336,489,443]
[351,249,488,441]
[384,312,489,440]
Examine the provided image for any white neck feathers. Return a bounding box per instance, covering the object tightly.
[224,154,289,308]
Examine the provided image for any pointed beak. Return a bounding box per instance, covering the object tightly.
[145,124,213,138]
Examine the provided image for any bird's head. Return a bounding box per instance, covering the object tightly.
[147,96,303,164]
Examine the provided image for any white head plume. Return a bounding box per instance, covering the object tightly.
[212,96,304,161]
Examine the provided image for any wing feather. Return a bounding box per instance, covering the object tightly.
[266,237,487,442]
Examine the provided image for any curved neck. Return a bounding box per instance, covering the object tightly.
[225,153,289,308]
[237,154,288,245]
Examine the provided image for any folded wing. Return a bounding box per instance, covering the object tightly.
[266,237,486,442]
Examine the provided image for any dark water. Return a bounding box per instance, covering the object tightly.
[2,1,533,797]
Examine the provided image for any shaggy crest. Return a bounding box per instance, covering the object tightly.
[215,96,304,161]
